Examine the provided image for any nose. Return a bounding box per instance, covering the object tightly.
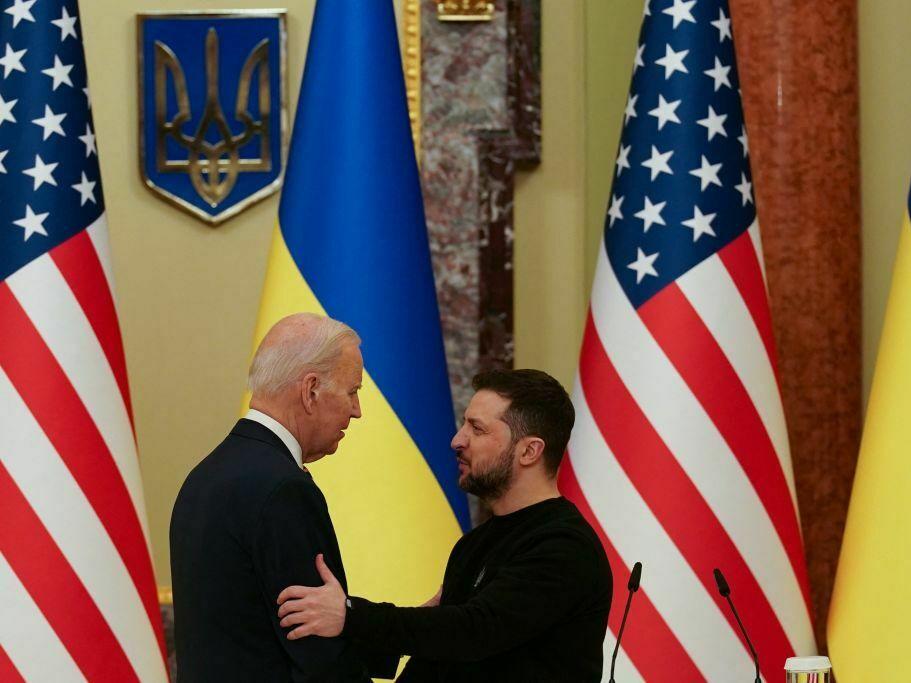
[351,394,362,420]
[451,425,468,452]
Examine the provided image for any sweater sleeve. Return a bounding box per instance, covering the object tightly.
[343,530,605,662]
[253,478,373,682]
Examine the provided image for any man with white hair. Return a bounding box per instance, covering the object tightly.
[169,313,396,682]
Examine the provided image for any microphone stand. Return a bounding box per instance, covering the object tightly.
[609,561,642,683]
[713,568,761,683]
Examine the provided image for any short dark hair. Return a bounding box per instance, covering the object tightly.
[471,368,575,476]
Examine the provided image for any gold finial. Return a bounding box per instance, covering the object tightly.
[437,0,494,22]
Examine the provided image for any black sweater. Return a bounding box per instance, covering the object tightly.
[345,497,612,682]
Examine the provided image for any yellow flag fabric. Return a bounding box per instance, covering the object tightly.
[828,212,911,680]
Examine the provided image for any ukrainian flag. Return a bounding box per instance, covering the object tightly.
[828,187,911,680]
[246,0,469,608]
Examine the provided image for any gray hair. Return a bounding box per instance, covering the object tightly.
[247,313,361,396]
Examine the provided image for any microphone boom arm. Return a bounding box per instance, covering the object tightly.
[609,561,642,683]
[714,568,761,683]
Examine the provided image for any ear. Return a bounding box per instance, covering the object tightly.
[300,373,321,415]
[516,436,546,468]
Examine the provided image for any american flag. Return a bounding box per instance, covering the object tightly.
[558,0,816,680]
[0,1,167,680]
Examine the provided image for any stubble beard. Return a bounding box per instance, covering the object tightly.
[458,442,517,502]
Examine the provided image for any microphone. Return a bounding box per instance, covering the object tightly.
[609,561,642,683]
[713,568,760,683]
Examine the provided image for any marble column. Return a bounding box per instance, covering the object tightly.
[420,0,541,414]
[731,0,861,649]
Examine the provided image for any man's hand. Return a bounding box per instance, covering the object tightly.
[277,554,346,639]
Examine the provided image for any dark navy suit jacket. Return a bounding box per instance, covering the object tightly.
[170,419,397,682]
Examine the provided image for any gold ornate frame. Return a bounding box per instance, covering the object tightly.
[403,0,422,159]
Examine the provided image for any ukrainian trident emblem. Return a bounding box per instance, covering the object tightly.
[137,12,287,224]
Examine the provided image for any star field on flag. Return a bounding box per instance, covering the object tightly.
[0,2,168,681]
[606,0,754,308]
[0,0,100,279]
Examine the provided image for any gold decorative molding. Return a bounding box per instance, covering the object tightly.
[403,0,421,159]
[437,0,494,22]
[158,585,173,605]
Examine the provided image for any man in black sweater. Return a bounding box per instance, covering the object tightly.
[170,314,397,682]
[277,369,612,682]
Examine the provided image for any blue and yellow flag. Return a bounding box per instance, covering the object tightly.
[246,0,469,605]
[828,188,911,680]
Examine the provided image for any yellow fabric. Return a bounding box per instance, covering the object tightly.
[242,225,462,608]
[828,215,911,680]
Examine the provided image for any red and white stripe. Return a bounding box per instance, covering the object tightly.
[560,223,815,681]
[0,215,168,682]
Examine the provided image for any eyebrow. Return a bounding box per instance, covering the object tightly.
[466,417,486,429]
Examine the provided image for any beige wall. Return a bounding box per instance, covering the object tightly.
[82,0,898,587]
[858,0,911,402]
[581,0,642,293]
[81,0,318,586]
[513,1,588,387]
[514,0,646,385]
[512,0,643,387]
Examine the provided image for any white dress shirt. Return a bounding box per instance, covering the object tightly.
[243,408,303,468]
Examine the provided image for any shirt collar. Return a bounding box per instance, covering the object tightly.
[243,408,303,468]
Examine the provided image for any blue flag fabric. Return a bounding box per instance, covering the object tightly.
[280,0,469,529]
